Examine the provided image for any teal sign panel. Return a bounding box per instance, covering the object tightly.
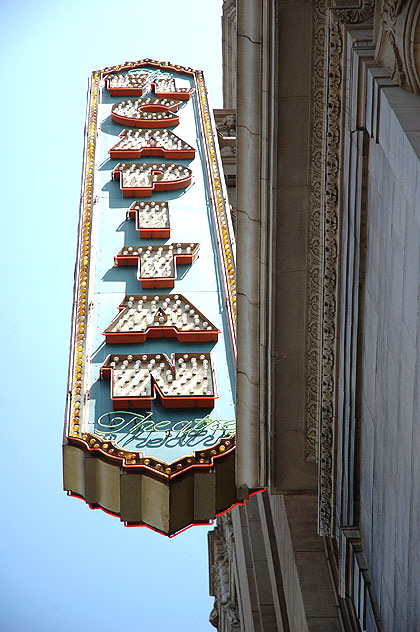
[64,61,237,507]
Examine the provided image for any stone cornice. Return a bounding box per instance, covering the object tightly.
[375,0,420,93]
[331,0,375,25]
[318,7,342,537]
[310,1,376,537]
[307,0,342,535]
[306,0,329,465]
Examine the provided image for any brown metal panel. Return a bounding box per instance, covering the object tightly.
[96,459,120,514]
[84,457,98,504]
[63,444,86,496]
[215,452,237,514]
[120,472,143,522]
[141,476,170,533]
[194,472,216,521]
[169,475,195,535]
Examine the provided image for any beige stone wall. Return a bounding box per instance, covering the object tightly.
[235,0,317,495]
[222,0,236,108]
[215,2,341,629]
[211,2,420,631]
[360,79,420,630]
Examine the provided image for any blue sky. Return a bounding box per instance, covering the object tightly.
[0,2,223,630]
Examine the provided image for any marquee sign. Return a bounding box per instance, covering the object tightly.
[63,60,241,535]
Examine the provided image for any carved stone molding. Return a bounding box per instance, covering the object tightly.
[306,0,329,464]
[317,9,343,538]
[307,1,343,532]
[310,0,419,533]
[222,0,237,108]
[213,108,237,223]
[332,0,375,25]
[208,514,240,631]
[312,1,376,537]
[222,0,236,11]
[216,113,237,138]
[307,0,375,536]
[375,0,420,93]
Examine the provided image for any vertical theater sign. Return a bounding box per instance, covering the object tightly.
[63,60,243,535]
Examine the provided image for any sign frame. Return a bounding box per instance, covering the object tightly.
[63,59,239,536]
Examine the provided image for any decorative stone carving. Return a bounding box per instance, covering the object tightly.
[307,1,342,529]
[332,0,375,25]
[314,0,420,536]
[310,0,376,536]
[209,605,219,628]
[307,0,384,536]
[222,0,237,108]
[317,8,342,538]
[217,114,237,137]
[213,109,236,226]
[208,514,239,631]
[375,0,420,93]
[306,0,328,464]
[220,146,236,157]
[222,0,235,10]
[225,603,240,626]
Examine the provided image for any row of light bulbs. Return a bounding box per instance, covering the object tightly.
[108,72,150,87]
[115,129,190,151]
[106,353,214,397]
[115,162,192,187]
[109,295,213,333]
[131,201,169,229]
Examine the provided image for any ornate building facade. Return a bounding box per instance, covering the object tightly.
[209,1,420,630]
